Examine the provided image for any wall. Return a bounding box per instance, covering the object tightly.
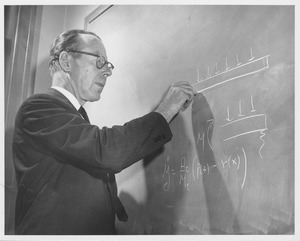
[85,5,294,234]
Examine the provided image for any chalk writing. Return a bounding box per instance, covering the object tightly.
[162,155,191,192]
[207,119,214,150]
[226,105,233,122]
[220,95,267,159]
[161,149,249,191]
[225,57,230,71]
[236,53,242,66]
[162,155,172,191]
[241,147,247,189]
[162,154,217,192]
[219,147,247,189]
[250,95,255,112]
[161,147,248,190]
[238,99,245,117]
[163,49,270,192]
[215,62,220,74]
[195,119,214,153]
[249,47,255,61]
[179,157,190,191]
[196,132,205,151]
[192,155,218,181]
[192,48,270,93]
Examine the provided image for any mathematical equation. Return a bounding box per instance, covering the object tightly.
[161,146,248,192]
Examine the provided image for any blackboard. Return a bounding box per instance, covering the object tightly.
[86,5,294,234]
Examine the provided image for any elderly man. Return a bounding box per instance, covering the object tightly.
[12,29,195,235]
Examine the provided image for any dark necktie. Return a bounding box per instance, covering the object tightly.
[78,106,90,123]
[78,106,128,222]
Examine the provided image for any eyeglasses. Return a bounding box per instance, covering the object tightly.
[67,50,114,70]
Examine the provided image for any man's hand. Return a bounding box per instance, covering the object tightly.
[155,81,196,123]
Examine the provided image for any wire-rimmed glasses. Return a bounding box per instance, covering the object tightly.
[67,50,114,70]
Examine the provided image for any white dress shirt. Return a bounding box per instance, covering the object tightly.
[51,86,81,111]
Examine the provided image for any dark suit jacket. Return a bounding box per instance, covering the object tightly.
[12,88,172,235]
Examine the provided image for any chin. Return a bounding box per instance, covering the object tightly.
[93,94,101,102]
[84,89,102,102]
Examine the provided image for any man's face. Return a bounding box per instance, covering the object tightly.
[70,34,112,103]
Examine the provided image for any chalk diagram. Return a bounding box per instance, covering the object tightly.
[220,96,268,159]
[162,48,270,191]
[219,97,268,189]
[192,47,270,93]
[196,47,269,189]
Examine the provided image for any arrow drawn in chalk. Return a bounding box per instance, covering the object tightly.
[249,47,255,61]
[215,62,220,74]
[226,105,233,122]
[237,53,242,66]
[225,57,230,71]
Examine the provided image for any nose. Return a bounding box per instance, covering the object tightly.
[101,65,112,77]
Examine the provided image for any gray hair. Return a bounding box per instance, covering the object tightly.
[49,29,101,75]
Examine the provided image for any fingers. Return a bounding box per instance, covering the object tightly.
[154,81,197,123]
[172,81,195,98]
[171,81,196,110]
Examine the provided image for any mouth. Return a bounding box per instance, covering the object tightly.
[95,82,105,88]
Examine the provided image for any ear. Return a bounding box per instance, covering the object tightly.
[58,51,71,72]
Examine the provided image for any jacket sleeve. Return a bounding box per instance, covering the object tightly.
[17,95,173,174]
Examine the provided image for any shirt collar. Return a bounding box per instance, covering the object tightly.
[51,86,81,110]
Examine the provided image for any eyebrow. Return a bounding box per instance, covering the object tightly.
[83,49,106,58]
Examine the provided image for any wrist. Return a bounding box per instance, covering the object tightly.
[154,105,174,123]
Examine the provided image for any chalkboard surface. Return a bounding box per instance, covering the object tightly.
[86,5,294,234]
